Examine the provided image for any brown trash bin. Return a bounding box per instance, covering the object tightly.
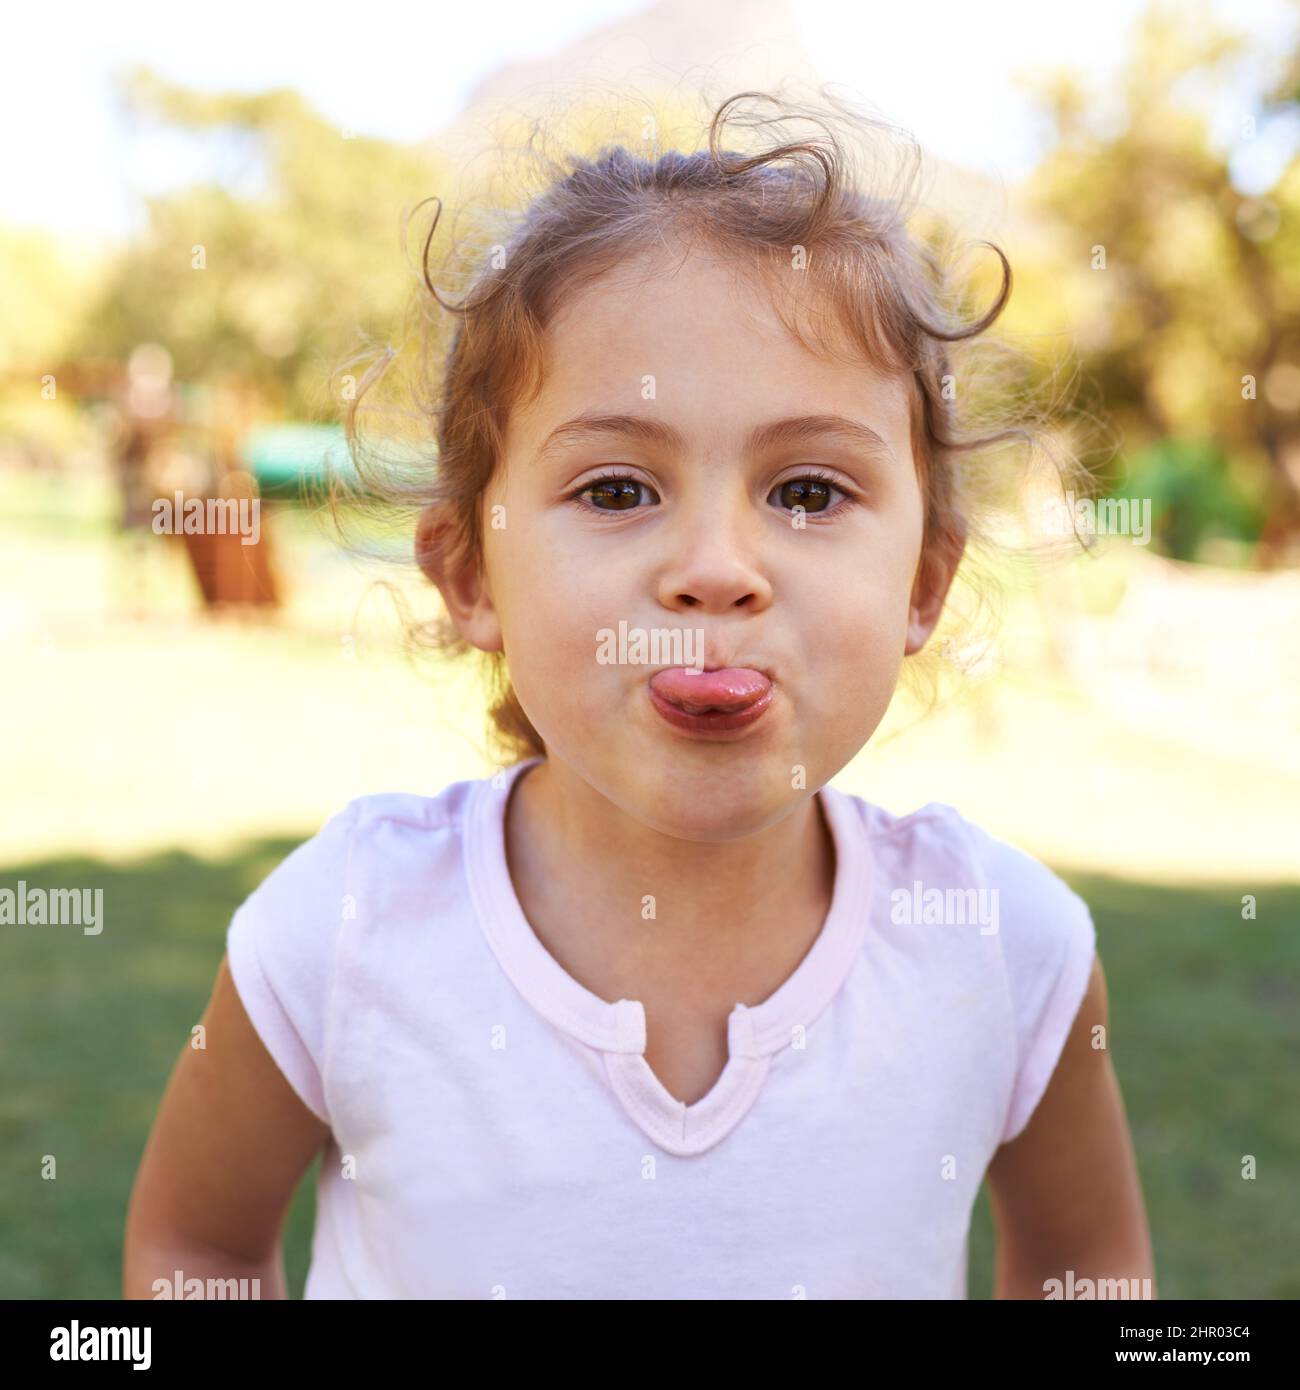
[179,470,280,610]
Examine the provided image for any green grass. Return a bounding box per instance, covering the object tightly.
[968,871,1300,1299]
[0,838,321,1300]
[2,845,1296,1298]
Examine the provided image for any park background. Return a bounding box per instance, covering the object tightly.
[2,0,1298,1298]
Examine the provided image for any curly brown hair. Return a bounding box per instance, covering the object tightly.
[326,87,1088,770]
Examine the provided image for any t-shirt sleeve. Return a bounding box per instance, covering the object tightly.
[958,818,1098,1146]
[224,801,360,1126]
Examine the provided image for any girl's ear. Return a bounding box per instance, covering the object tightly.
[416,502,504,654]
[904,515,967,656]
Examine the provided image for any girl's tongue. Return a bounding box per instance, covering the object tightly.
[649,667,771,711]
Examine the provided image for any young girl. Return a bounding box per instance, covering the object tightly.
[124,91,1155,1299]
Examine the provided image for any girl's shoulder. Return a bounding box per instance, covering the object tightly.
[832,786,1094,942]
[232,777,480,900]
[225,768,505,971]
[832,787,1098,1146]
[222,772,494,1124]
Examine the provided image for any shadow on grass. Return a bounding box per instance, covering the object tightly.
[2,843,1297,1298]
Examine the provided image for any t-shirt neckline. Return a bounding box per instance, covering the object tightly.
[464,757,872,1155]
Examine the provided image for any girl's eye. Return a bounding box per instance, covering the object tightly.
[569,474,658,513]
[769,472,850,515]
[567,470,853,516]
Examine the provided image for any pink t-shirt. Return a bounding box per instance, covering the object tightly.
[226,755,1095,1299]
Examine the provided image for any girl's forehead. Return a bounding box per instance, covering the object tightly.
[531,329,910,438]
[506,243,916,466]
[550,242,766,321]
[543,242,905,388]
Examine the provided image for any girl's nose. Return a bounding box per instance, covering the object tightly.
[654,494,774,614]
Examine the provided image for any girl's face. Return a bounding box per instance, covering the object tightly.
[440,245,960,837]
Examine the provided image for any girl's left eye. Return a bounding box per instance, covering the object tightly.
[567,471,853,516]
[767,472,852,514]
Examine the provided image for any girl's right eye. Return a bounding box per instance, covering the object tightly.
[568,473,659,514]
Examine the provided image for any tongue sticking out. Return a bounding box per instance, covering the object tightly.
[649,667,771,712]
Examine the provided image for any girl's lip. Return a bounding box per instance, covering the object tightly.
[646,668,775,737]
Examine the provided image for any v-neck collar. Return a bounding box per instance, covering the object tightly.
[464,757,872,1156]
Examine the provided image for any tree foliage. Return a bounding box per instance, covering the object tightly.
[1020,2,1300,560]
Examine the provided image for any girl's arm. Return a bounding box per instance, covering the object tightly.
[985,954,1156,1299]
[123,953,331,1299]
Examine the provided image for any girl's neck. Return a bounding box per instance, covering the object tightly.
[502,758,837,1007]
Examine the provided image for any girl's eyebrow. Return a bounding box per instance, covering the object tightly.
[533,413,897,466]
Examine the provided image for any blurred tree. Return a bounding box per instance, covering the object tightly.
[0,228,107,466]
[1020,0,1300,566]
[63,72,713,438]
[72,69,450,421]
[1118,437,1264,560]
